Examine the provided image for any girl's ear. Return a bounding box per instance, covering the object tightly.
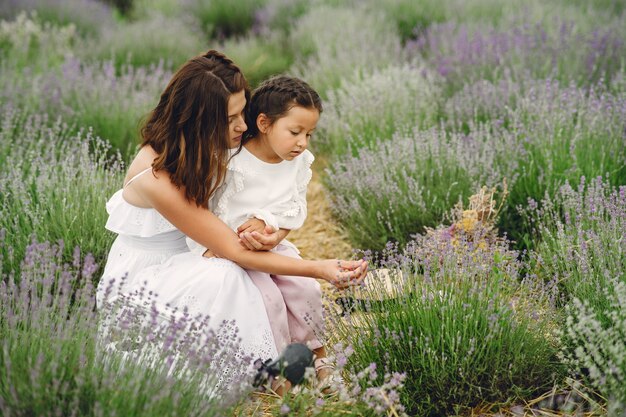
[257,113,271,134]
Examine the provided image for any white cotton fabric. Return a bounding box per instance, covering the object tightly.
[97,189,188,307]
[97,185,278,378]
[125,254,278,364]
[186,147,314,255]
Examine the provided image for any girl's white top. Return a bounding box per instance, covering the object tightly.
[187,146,314,255]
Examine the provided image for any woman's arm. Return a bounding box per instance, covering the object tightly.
[139,170,366,285]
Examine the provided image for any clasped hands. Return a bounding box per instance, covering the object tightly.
[236,218,283,251]
[203,218,276,259]
[234,218,368,289]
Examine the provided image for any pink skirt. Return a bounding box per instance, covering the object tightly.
[245,244,324,352]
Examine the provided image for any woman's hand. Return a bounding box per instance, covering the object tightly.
[318,259,368,290]
[238,224,283,251]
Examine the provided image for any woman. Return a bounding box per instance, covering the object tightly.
[96,50,367,387]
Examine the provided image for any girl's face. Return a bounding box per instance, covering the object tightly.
[227,90,247,148]
[259,105,319,163]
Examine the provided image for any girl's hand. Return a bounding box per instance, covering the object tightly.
[239,225,282,251]
[237,218,267,234]
[318,259,368,289]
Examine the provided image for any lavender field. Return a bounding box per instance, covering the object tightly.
[1,0,625,416]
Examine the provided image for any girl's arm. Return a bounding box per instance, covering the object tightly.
[140,170,366,286]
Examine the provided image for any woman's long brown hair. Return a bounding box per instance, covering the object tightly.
[140,50,249,207]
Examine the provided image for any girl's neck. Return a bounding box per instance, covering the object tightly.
[244,135,282,164]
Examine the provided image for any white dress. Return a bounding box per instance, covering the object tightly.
[96,168,277,388]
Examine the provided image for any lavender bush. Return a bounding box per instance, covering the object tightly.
[497,79,626,247]
[562,0,625,20]
[377,0,619,43]
[561,280,626,413]
[317,64,441,156]
[0,57,171,158]
[0,0,113,36]
[82,13,206,72]
[130,0,184,20]
[0,107,123,276]
[219,32,294,88]
[324,124,509,251]
[0,12,76,72]
[331,223,561,416]
[0,239,246,416]
[441,75,626,248]
[373,0,448,41]
[185,0,266,38]
[288,5,404,94]
[442,74,532,130]
[524,177,626,324]
[252,0,310,36]
[326,74,626,251]
[522,176,626,411]
[412,18,626,90]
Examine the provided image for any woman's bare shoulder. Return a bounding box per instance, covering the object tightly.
[123,146,177,207]
[124,147,156,182]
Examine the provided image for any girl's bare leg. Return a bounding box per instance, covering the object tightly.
[272,378,292,396]
[313,346,334,385]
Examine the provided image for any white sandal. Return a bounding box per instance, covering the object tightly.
[314,357,340,395]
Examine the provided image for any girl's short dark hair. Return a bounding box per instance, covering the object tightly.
[141,50,249,206]
[243,75,322,143]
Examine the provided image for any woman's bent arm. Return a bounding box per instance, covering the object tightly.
[140,170,363,282]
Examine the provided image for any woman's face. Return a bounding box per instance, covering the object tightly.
[227,90,247,148]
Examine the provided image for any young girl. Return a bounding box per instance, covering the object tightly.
[187,75,335,389]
